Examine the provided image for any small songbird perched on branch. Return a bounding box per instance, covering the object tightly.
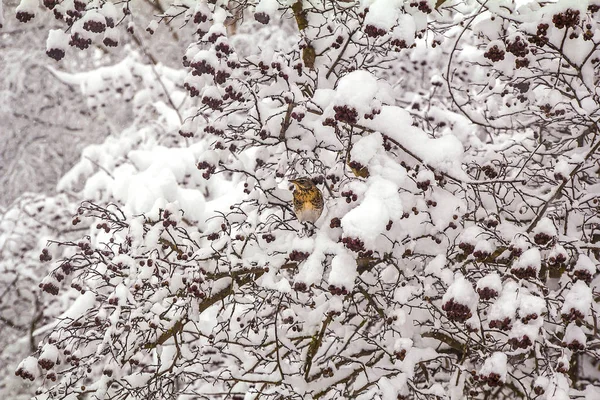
[289,177,324,225]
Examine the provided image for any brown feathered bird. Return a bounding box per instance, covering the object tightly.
[289,177,324,224]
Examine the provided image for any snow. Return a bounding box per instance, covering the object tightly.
[46,29,69,51]
[488,281,518,321]
[518,293,546,317]
[60,290,96,321]
[561,280,593,318]
[39,344,58,364]
[328,250,358,290]
[564,322,586,347]
[350,132,383,166]
[364,0,400,32]
[15,0,37,16]
[574,255,596,274]
[442,274,478,306]
[335,70,380,111]
[369,106,465,173]
[476,273,502,293]
[255,0,279,15]
[341,176,403,246]
[513,247,541,273]
[479,352,508,382]
[533,217,557,237]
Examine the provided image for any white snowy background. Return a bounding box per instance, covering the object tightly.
[2,0,600,399]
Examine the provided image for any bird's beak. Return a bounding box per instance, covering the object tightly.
[289,179,299,185]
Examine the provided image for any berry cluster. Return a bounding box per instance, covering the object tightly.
[390,39,408,51]
[385,220,393,231]
[478,372,503,387]
[188,281,206,299]
[16,11,35,23]
[458,242,475,255]
[207,232,219,240]
[179,128,194,138]
[342,237,365,252]
[96,222,110,233]
[358,249,373,258]
[529,23,549,46]
[416,178,430,191]
[203,125,225,136]
[507,244,523,258]
[61,262,73,275]
[552,9,580,29]
[293,282,308,292]
[533,231,553,246]
[511,265,537,279]
[194,11,208,23]
[477,286,499,301]
[348,160,368,177]
[557,360,568,373]
[39,248,52,262]
[293,62,303,76]
[69,33,92,50]
[562,307,585,322]
[410,1,432,13]
[254,12,270,24]
[362,106,381,121]
[520,312,539,324]
[214,70,230,84]
[46,371,57,381]
[506,36,529,57]
[563,338,584,351]
[572,268,592,284]
[473,248,490,261]
[330,217,341,228]
[291,111,305,122]
[322,117,336,127]
[191,60,215,77]
[333,105,358,124]
[539,103,566,117]
[326,174,341,185]
[328,284,348,296]
[43,0,58,8]
[215,42,232,57]
[508,334,532,349]
[77,240,94,255]
[46,48,65,62]
[40,278,59,295]
[489,317,511,331]
[483,45,505,62]
[341,190,358,203]
[515,58,529,69]
[289,250,310,262]
[83,20,106,33]
[364,25,387,38]
[484,217,499,228]
[394,349,406,361]
[222,85,243,102]
[161,210,177,228]
[442,298,472,322]
[103,37,118,47]
[481,164,498,179]
[201,94,223,111]
[548,252,567,265]
[206,32,224,44]
[533,384,545,395]
[332,35,344,49]
[15,365,35,381]
[262,233,275,243]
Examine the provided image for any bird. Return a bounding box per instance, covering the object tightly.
[289,177,324,225]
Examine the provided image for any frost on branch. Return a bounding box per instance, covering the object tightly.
[8,0,600,399]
